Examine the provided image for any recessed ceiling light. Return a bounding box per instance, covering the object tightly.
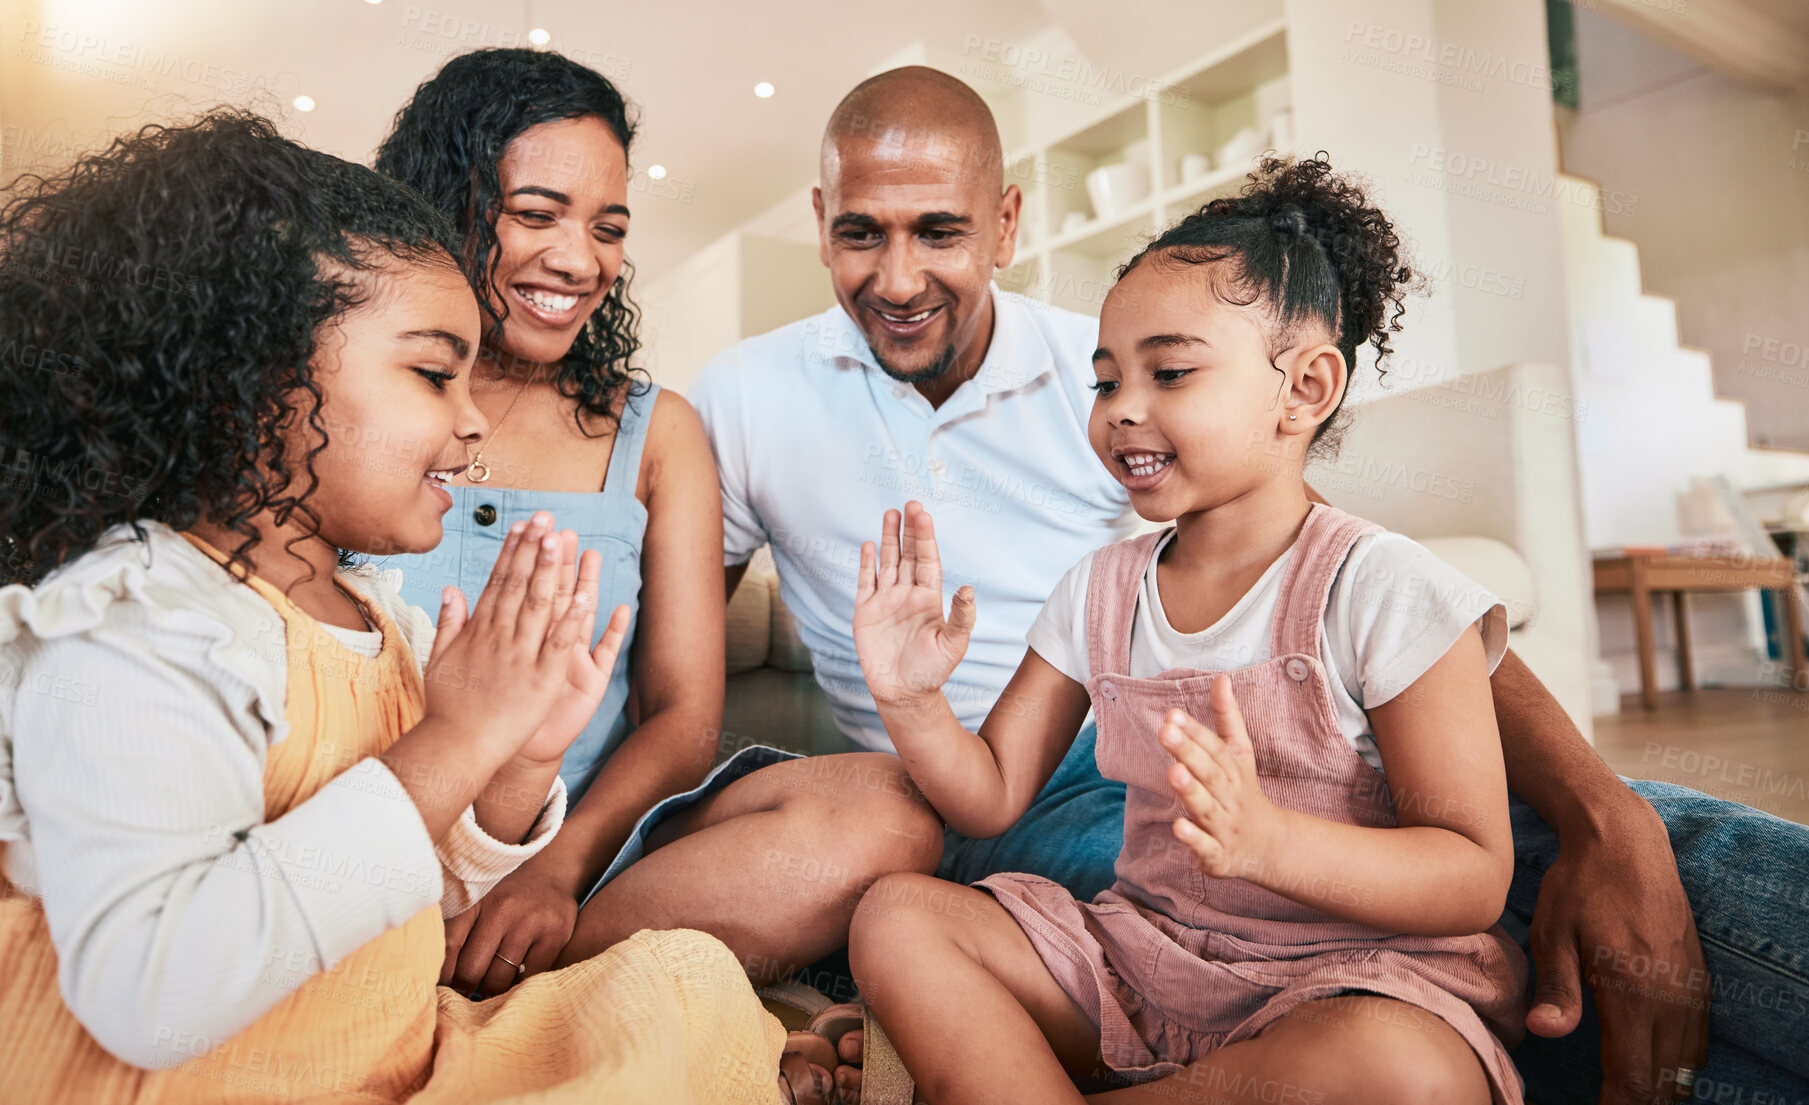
[364,0,381,5]
[527,27,551,46]
[292,95,316,112]
[754,82,775,99]
[646,165,667,180]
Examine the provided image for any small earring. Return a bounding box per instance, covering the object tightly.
[1288,413,1297,421]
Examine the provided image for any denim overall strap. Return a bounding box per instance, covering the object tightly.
[602,383,656,498]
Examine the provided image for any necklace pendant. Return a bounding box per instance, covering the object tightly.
[468,459,491,484]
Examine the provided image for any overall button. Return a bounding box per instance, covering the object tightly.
[1285,658,1310,682]
[473,504,498,526]
[1099,680,1117,700]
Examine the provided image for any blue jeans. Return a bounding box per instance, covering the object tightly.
[940,731,1809,1103]
[1505,780,1809,1105]
[938,721,1125,897]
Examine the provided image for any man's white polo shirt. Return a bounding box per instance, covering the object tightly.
[689,285,1136,751]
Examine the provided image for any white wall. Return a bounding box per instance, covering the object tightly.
[636,234,744,395]
[636,232,832,395]
[1561,5,1809,453]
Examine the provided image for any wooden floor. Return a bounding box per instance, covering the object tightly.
[1592,688,1809,826]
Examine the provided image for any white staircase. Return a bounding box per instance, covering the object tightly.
[1559,174,1809,704]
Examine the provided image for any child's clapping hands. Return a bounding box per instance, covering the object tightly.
[1161,675,1282,881]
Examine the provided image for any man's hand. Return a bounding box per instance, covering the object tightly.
[441,860,582,998]
[1525,797,1711,1103]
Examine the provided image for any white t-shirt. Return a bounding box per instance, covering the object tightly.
[1026,529,1509,775]
[690,285,1137,751]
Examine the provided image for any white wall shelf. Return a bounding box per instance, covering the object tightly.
[1001,17,1292,316]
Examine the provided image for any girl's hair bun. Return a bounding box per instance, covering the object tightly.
[1117,153,1423,448]
[1269,207,1309,244]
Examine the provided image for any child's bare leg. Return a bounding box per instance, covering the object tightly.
[556,753,944,984]
[1085,994,1491,1105]
[851,872,1103,1105]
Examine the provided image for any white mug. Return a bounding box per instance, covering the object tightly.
[1179,153,1211,182]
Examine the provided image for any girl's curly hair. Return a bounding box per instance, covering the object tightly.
[0,110,469,586]
[1119,152,1422,451]
[375,48,648,436]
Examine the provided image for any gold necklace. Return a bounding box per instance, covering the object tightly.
[467,364,538,484]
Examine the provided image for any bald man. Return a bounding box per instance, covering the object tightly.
[693,67,1135,899]
[689,66,1809,1105]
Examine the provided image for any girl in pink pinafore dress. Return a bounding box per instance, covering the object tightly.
[847,155,1528,1105]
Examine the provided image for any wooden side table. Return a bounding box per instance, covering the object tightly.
[1593,552,1807,709]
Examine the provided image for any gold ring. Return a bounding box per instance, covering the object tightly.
[493,953,523,972]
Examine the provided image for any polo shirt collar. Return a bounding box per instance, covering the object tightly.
[818,284,1058,400]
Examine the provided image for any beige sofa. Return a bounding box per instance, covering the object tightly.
[1305,361,1595,738]
[722,547,856,759]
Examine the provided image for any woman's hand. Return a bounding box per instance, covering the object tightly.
[422,512,602,760]
[1162,676,1283,880]
[440,858,582,998]
[854,500,976,709]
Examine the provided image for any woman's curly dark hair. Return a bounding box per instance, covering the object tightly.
[375,48,648,435]
[0,110,469,586]
[1119,152,1422,451]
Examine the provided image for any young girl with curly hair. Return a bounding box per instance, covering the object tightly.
[0,112,788,1104]
[848,155,1529,1104]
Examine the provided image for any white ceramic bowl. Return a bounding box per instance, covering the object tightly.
[1215,126,1266,171]
[1085,161,1151,221]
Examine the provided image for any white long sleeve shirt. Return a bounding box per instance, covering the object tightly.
[0,520,564,1067]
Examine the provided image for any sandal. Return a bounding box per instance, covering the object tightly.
[761,980,917,1105]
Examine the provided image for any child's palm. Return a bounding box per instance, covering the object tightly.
[853,501,976,707]
[1162,676,1278,880]
[422,519,607,759]
[515,595,631,764]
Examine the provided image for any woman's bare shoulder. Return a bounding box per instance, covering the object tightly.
[637,386,714,504]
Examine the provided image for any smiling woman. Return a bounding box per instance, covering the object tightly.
[369,57,950,1105]
[372,50,733,996]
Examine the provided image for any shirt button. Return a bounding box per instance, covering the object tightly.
[892,385,909,399]
[1285,658,1310,682]
[473,504,498,526]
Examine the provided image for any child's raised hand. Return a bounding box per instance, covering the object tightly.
[1161,675,1280,881]
[422,511,605,759]
[853,500,976,709]
[512,530,633,765]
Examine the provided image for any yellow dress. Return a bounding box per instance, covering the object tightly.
[0,532,785,1104]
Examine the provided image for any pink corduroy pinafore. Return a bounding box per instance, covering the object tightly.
[980,504,1528,1104]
